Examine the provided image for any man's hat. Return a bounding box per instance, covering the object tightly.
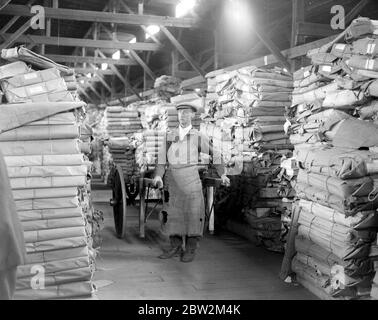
[175,99,204,113]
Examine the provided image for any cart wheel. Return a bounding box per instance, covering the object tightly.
[111,165,127,239]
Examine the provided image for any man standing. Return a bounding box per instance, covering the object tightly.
[0,150,25,299]
[154,102,230,263]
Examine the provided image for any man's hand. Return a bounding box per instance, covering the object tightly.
[220,174,230,187]
[153,176,164,189]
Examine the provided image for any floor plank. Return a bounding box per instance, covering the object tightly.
[91,199,317,300]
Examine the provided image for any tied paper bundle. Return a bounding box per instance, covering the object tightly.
[286,17,378,300]
[202,66,295,253]
[135,130,165,172]
[139,101,177,131]
[0,47,78,103]
[99,106,141,185]
[240,150,295,253]
[134,91,206,174]
[0,101,95,300]
[134,100,176,173]
[153,75,182,100]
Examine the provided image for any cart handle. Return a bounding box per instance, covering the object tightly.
[143,178,163,189]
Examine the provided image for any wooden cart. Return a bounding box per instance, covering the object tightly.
[110,165,227,239]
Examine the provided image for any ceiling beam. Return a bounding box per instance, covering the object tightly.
[345,0,371,25]
[127,49,157,80]
[119,0,162,45]
[96,49,143,100]
[0,16,33,50]
[98,22,157,81]
[78,86,96,104]
[0,33,161,51]
[251,23,292,71]
[0,0,36,33]
[94,75,113,94]
[118,34,340,105]
[296,22,339,38]
[87,83,102,100]
[0,0,10,11]
[73,3,110,57]
[0,4,197,28]
[45,54,137,66]
[74,68,114,75]
[160,27,206,77]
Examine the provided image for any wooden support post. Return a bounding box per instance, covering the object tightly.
[291,0,305,47]
[171,50,178,77]
[42,0,50,55]
[291,0,305,71]
[214,27,220,70]
[279,205,300,280]
[82,47,86,69]
[0,16,33,50]
[207,186,215,235]
[139,177,146,239]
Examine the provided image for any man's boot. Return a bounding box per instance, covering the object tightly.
[158,235,182,259]
[181,237,198,263]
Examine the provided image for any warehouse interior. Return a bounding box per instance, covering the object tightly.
[1,0,378,301]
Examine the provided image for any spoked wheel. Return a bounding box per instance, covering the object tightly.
[110,165,127,239]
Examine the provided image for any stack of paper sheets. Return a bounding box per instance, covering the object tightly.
[286,17,378,300]
[0,48,95,300]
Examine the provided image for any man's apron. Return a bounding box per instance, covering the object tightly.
[164,133,205,237]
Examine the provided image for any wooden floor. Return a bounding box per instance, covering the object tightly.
[90,189,317,300]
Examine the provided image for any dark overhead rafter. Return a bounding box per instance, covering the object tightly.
[126,49,157,80]
[0,34,161,51]
[0,0,10,11]
[45,54,137,66]
[93,71,113,93]
[77,86,96,104]
[0,0,36,33]
[87,83,103,100]
[345,0,371,25]
[119,33,340,105]
[74,68,114,76]
[119,0,161,45]
[160,27,206,77]
[96,49,143,101]
[0,4,197,28]
[297,0,371,39]
[251,24,292,71]
[0,16,33,50]
[99,23,157,81]
[296,22,339,38]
